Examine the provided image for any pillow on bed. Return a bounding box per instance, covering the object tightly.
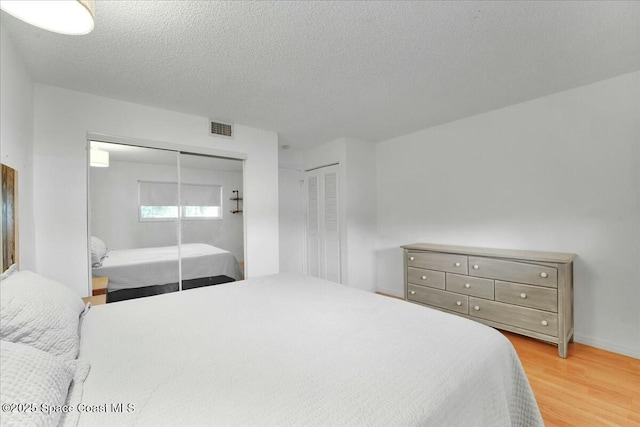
[0,271,85,361]
[0,340,76,427]
[91,236,108,268]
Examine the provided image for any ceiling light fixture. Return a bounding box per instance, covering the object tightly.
[90,148,109,168]
[0,0,96,35]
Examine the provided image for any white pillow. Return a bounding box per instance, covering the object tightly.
[90,236,108,268]
[0,340,76,427]
[0,271,85,361]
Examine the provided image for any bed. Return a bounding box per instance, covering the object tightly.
[92,242,243,295]
[0,271,543,427]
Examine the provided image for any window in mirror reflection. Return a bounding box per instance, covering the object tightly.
[138,181,223,221]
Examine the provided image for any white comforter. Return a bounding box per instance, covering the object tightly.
[78,273,542,426]
[92,243,242,292]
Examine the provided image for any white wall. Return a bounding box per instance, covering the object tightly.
[376,71,640,357]
[0,29,36,271]
[33,85,279,296]
[344,138,377,292]
[278,146,306,274]
[304,137,377,291]
[278,168,305,273]
[90,160,244,261]
[278,146,304,170]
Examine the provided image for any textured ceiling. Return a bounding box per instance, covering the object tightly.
[2,1,639,148]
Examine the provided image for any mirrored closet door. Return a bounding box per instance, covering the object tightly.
[88,141,244,304]
[178,152,244,290]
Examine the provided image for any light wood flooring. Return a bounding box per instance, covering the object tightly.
[503,331,639,427]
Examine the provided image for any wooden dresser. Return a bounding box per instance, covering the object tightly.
[402,243,576,357]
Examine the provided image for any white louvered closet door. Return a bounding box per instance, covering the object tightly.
[305,165,341,283]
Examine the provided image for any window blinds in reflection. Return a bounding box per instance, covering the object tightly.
[139,182,222,206]
[180,184,222,206]
[139,181,222,220]
[139,181,178,206]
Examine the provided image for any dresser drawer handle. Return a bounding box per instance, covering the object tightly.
[464,283,471,289]
[540,272,548,278]
[409,290,416,295]
[473,264,479,270]
[456,301,462,306]
[421,275,427,280]
[541,320,548,326]
[409,256,415,261]
[520,293,527,299]
[473,305,480,311]
[454,262,461,267]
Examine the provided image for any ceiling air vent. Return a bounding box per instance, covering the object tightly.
[210,120,233,138]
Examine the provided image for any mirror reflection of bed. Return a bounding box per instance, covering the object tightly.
[89,142,244,304]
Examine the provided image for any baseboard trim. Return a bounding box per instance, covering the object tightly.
[376,286,403,298]
[573,334,639,359]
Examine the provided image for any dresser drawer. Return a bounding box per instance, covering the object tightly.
[495,281,557,312]
[469,297,558,336]
[408,284,468,314]
[446,273,494,299]
[407,251,468,274]
[407,267,445,289]
[468,256,557,288]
